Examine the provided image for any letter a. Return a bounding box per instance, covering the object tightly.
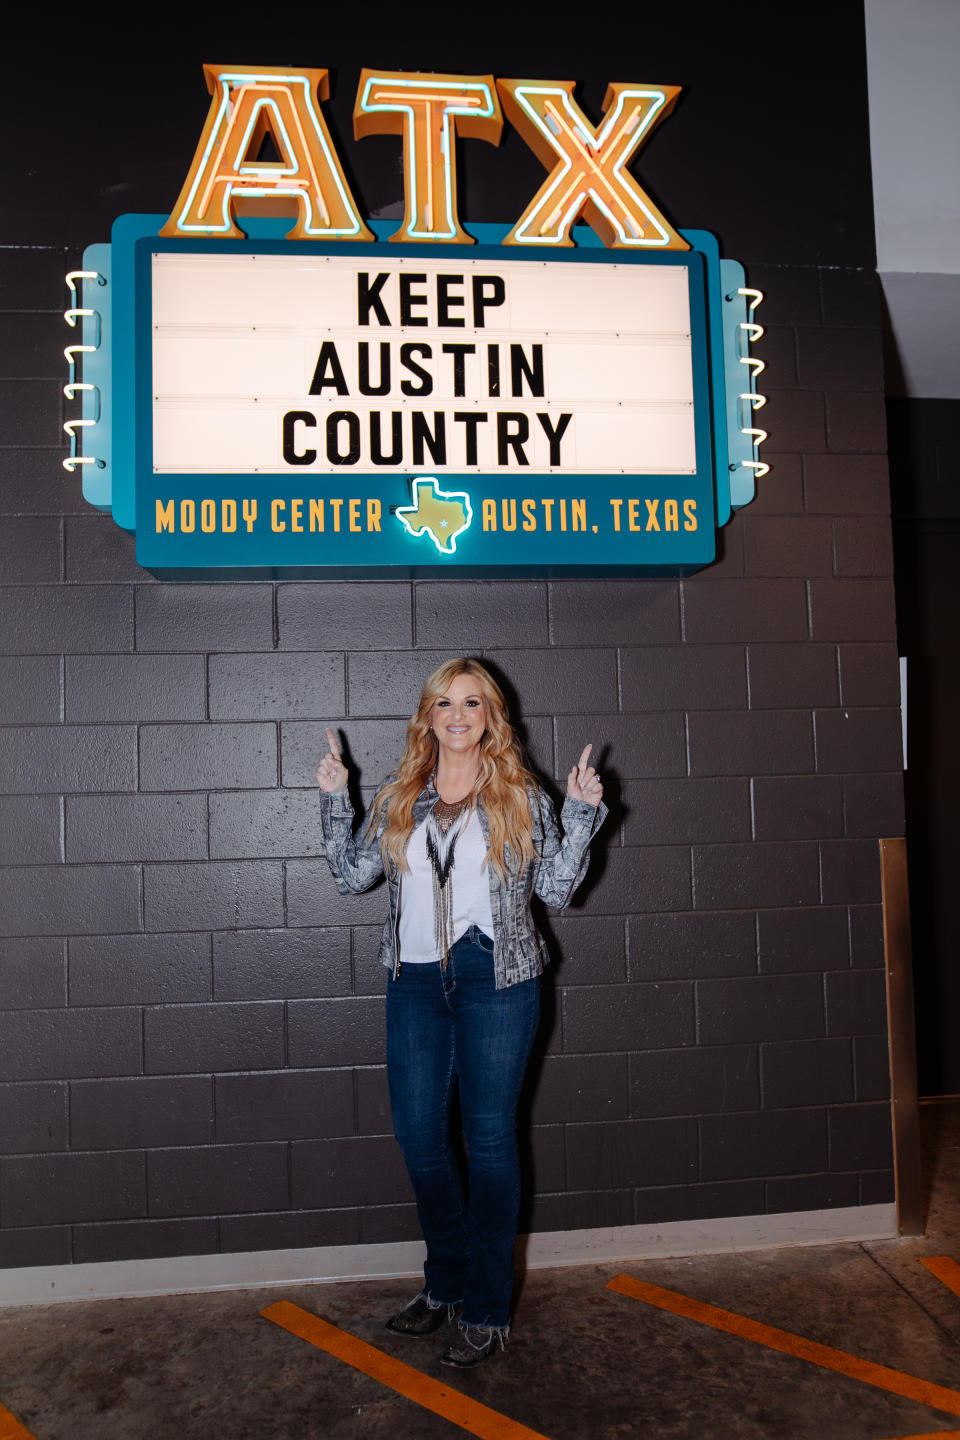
[161,64,373,242]
[498,80,688,250]
[354,71,502,243]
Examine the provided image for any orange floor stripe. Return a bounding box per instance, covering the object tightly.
[0,1403,37,1440]
[880,1432,960,1439]
[262,1300,550,1440]
[607,1274,960,1420]
[921,1257,960,1301]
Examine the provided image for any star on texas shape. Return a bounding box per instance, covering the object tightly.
[395,478,472,554]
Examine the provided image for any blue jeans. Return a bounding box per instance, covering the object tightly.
[386,927,540,1329]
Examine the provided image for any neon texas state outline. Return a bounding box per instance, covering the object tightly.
[395,478,472,554]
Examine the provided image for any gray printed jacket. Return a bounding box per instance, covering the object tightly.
[318,778,608,989]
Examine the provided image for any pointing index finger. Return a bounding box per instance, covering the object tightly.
[576,744,593,775]
[325,728,342,761]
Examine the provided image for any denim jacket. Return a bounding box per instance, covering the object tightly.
[318,778,607,989]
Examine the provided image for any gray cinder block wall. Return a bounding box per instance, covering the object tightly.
[0,252,902,1269]
[0,15,903,1271]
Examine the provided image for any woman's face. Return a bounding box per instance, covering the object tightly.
[430,672,487,761]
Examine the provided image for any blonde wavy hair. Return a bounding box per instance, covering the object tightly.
[368,658,537,878]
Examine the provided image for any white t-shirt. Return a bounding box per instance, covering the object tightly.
[398,809,495,962]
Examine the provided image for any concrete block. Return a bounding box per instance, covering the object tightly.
[0,937,66,1008]
[752,775,844,841]
[66,655,206,722]
[550,579,680,646]
[70,1076,213,1149]
[144,1001,284,1075]
[0,724,137,794]
[743,516,834,578]
[292,1135,413,1208]
[828,1102,893,1171]
[143,861,283,932]
[688,709,814,777]
[215,1069,354,1143]
[561,981,694,1053]
[762,1037,853,1108]
[483,647,618,714]
[281,718,408,788]
[838,643,901,707]
[565,1116,698,1190]
[819,269,881,327]
[147,1143,289,1217]
[213,927,351,1001]
[628,911,757,981]
[530,1053,629,1125]
[69,933,212,1006]
[0,516,61,581]
[766,1172,859,1213]
[854,1034,891,1102]
[209,652,345,721]
[826,969,887,1037]
[0,656,61,722]
[697,973,825,1045]
[849,904,884,968]
[805,455,891,515]
[0,795,62,863]
[65,793,208,861]
[279,582,412,650]
[621,644,747,712]
[843,773,905,837]
[701,1107,826,1180]
[220,1209,360,1254]
[0,1151,146,1225]
[64,515,149,582]
[568,845,691,917]
[757,906,849,974]
[747,643,838,709]
[826,392,887,453]
[623,777,751,846]
[0,864,140,938]
[797,325,884,392]
[416,581,547,648]
[0,585,132,653]
[73,1218,218,1264]
[0,1082,67,1153]
[135,585,274,652]
[820,839,882,904]
[549,914,626,985]
[286,859,387,928]
[629,1045,759,1118]
[0,379,63,445]
[555,712,686,781]
[209,790,325,859]
[140,722,277,791]
[833,516,895,576]
[288,997,386,1067]
[683,579,808,643]
[0,1227,72,1269]
[759,390,825,452]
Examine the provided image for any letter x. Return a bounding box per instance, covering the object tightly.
[498,80,687,250]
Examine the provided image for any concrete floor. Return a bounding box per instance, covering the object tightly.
[1,1102,959,1440]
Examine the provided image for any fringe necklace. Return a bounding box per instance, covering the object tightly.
[425,794,473,967]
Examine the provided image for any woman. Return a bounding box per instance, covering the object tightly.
[316,658,606,1367]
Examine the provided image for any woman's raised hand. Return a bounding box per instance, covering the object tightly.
[316,728,349,793]
[567,744,603,808]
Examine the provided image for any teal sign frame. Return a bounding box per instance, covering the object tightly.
[76,217,758,577]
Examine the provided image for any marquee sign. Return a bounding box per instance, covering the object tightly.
[63,64,767,576]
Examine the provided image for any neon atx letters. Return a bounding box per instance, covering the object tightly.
[161,64,688,250]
